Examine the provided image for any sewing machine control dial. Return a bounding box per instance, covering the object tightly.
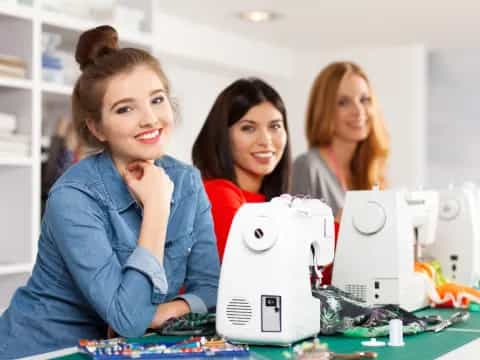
[242,216,278,252]
[439,198,460,221]
[352,201,386,235]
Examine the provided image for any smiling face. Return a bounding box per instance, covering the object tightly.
[229,101,287,191]
[87,65,174,171]
[333,73,372,143]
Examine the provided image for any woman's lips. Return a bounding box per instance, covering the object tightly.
[252,151,275,164]
[135,129,162,144]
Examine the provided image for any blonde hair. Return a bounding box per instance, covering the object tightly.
[305,61,389,190]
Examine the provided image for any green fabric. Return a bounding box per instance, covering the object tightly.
[54,309,480,360]
[155,312,216,336]
[342,323,425,337]
[428,260,449,286]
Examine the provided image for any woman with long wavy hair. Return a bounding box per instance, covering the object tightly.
[293,61,389,219]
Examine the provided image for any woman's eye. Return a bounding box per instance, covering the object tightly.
[271,123,283,130]
[361,96,371,104]
[338,98,348,107]
[240,125,255,132]
[115,106,132,114]
[152,95,165,104]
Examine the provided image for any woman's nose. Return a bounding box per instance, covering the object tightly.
[257,129,273,146]
[352,100,364,116]
[139,105,157,127]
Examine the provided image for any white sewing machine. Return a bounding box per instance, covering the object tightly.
[423,183,480,286]
[332,189,438,311]
[216,195,335,346]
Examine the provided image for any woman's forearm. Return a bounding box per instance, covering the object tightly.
[138,202,169,263]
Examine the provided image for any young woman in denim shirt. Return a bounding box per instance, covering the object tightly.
[0,25,220,358]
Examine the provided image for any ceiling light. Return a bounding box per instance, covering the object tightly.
[237,10,279,23]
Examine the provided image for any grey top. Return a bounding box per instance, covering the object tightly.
[292,148,345,216]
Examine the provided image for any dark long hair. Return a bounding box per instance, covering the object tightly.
[192,77,291,200]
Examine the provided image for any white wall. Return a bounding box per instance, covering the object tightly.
[153,6,427,189]
[157,56,297,164]
[152,9,294,79]
[427,49,480,187]
[152,7,301,165]
[161,59,238,163]
[292,45,428,188]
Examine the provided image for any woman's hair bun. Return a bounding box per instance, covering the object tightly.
[75,25,119,71]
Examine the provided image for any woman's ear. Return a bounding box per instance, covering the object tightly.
[86,119,106,142]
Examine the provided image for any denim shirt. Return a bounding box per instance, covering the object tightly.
[0,152,220,358]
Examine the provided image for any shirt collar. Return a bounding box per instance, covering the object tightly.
[96,151,136,212]
[96,152,177,212]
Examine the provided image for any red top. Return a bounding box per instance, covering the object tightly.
[203,179,265,261]
[203,178,339,284]
[322,222,339,285]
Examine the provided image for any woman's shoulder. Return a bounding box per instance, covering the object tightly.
[46,154,107,209]
[203,178,242,194]
[203,179,245,205]
[294,149,327,170]
[50,154,102,191]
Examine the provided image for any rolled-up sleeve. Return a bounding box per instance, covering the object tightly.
[175,293,207,314]
[125,245,168,295]
[46,186,167,338]
[176,169,220,312]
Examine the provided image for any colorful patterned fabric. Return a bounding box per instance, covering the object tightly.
[155,313,217,336]
[312,286,443,337]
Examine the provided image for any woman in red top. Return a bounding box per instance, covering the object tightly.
[192,78,291,261]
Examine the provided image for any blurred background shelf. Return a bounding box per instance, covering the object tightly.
[0,0,155,313]
[41,81,72,96]
[0,1,33,21]
[0,263,34,276]
[0,156,32,166]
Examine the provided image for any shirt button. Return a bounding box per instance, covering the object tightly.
[187,247,191,253]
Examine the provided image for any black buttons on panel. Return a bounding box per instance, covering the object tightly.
[374,281,380,300]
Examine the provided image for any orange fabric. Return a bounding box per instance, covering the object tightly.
[415,261,480,308]
[415,262,435,279]
[435,284,473,308]
[203,179,265,262]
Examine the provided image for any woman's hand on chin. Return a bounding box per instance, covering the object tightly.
[123,160,174,216]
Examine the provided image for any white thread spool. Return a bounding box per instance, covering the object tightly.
[388,319,405,347]
[361,338,386,347]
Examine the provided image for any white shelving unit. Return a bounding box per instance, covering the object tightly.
[0,76,33,89]
[0,0,155,311]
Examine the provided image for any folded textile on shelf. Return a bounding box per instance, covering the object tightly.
[0,54,27,78]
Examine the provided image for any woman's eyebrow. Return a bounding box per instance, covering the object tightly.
[150,89,165,96]
[239,119,256,124]
[110,89,166,110]
[110,98,134,111]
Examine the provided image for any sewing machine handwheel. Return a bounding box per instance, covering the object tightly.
[242,218,278,251]
[439,198,460,221]
[352,201,386,235]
